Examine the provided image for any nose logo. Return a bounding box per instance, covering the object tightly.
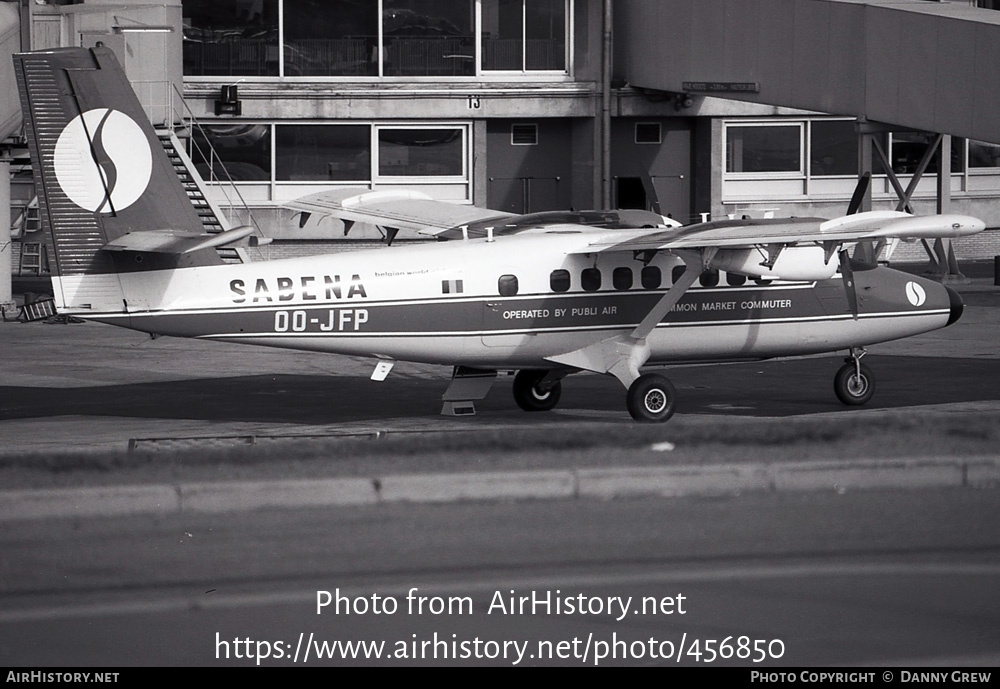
[54,108,152,213]
[905,281,926,307]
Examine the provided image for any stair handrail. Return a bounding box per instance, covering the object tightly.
[167,82,267,250]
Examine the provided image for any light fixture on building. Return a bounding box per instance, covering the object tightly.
[215,84,242,116]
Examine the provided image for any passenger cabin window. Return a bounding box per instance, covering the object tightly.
[550,269,571,292]
[612,267,633,291]
[581,268,602,292]
[641,266,661,289]
[498,274,519,296]
[699,270,720,288]
[672,266,686,284]
[726,272,747,286]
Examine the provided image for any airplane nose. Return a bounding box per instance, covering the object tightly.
[945,286,964,326]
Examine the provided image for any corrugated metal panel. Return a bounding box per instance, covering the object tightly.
[621,0,1000,142]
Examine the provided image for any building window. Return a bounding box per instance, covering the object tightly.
[283,0,377,76]
[810,120,857,176]
[725,122,803,174]
[888,132,964,174]
[183,0,570,78]
[640,266,661,289]
[511,123,538,145]
[969,140,1000,169]
[635,122,661,145]
[498,274,519,296]
[481,0,566,72]
[190,124,272,181]
[549,269,570,292]
[377,127,465,177]
[383,0,475,77]
[612,267,633,291]
[183,0,280,77]
[581,267,601,291]
[194,121,471,199]
[275,125,370,181]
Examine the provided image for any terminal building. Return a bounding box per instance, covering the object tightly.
[3,0,1000,291]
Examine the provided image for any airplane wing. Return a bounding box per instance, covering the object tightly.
[571,210,986,254]
[285,188,679,240]
[285,188,515,237]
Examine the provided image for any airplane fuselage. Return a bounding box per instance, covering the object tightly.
[52,230,961,370]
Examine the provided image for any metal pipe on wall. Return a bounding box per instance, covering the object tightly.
[601,0,612,209]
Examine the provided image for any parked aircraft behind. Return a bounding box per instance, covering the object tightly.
[13,47,986,421]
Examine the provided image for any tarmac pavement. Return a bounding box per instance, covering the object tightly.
[1,270,998,522]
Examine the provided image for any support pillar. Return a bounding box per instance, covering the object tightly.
[1,160,16,318]
[934,135,968,284]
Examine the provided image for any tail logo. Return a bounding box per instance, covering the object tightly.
[54,108,152,213]
[905,281,926,307]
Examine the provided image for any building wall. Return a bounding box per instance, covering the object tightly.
[12,0,1000,268]
[610,117,692,222]
[486,119,573,214]
[30,0,184,126]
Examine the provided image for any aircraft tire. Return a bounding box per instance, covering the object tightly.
[626,373,677,423]
[512,370,562,412]
[834,363,875,406]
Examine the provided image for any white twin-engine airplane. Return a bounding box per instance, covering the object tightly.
[14,47,987,422]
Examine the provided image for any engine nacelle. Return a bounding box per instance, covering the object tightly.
[709,245,837,281]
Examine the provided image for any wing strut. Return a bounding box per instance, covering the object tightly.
[839,250,860,320]
[631,249,710,340]
[546,250,712,387]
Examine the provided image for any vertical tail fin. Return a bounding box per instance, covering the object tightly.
[13,46,219,312]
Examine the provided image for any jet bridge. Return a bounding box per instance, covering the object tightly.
[618,0,1000,278]
[619,0,1000,145]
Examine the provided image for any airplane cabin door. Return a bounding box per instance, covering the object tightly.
[481,270,531,348]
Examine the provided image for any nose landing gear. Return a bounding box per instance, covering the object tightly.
[834,347,875,406]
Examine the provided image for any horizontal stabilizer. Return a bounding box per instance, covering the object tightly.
[102,225,254,254]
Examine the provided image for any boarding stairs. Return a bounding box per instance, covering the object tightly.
[157,130,247,264]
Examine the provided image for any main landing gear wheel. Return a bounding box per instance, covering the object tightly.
[512,370,562,412]
[834,362,875,406]
[626,373,677,423]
